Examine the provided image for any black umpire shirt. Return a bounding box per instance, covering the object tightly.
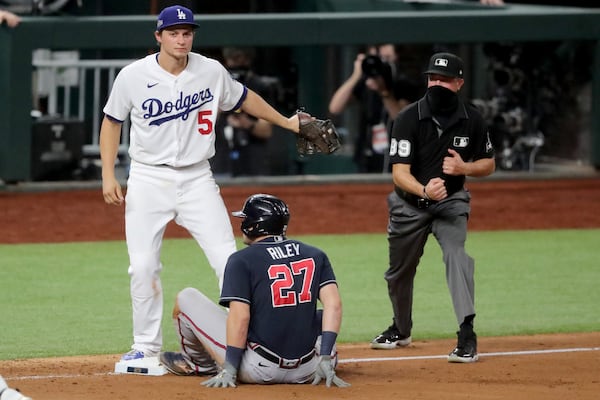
[389,95,494,196]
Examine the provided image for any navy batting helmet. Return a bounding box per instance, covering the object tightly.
[232,194,290,237]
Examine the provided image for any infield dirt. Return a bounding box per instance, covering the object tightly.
[1,177,599,399]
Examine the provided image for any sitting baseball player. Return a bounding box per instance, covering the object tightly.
[159,194,350,387]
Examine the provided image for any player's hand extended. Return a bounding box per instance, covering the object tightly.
[201,362,237,388]
[311,355,350,388]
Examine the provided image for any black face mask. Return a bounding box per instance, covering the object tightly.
[426,85,459,115]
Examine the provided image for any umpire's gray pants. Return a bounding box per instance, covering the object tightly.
[385,189,475,338]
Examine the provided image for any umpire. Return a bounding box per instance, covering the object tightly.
[371,52,495,363]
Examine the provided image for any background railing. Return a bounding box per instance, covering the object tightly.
[31,57,134,157]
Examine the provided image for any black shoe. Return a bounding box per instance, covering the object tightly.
[448,325,478,363]
[159,351,218,376]
[370,324,412,349]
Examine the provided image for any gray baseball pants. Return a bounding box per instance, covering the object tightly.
[385,189,475,339]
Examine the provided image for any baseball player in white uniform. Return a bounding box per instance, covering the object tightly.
[100,5,301,366]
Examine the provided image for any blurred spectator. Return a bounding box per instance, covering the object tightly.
[0,9,21,27]
[211,47,274,177]
[329,44,420,173]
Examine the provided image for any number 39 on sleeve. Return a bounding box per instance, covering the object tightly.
[389,138,411,157]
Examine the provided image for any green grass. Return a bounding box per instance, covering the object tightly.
[1,229,599,360]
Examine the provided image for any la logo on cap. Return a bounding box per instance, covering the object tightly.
[434,58,449,67]
[177,8,187,20]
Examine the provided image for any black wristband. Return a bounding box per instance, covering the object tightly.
[423,186,430,200]
[320,331,337,356]
[225,345,245,371]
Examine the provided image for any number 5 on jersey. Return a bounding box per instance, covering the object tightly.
[197,110,213,135]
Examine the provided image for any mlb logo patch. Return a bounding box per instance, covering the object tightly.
[453,137,469,147]
[434,58,449,67]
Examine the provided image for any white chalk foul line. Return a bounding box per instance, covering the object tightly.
[338,346,600,364]
[7,372,114,381]
[6,346,600,381]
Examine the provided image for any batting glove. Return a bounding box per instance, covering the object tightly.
[201,361,237,388]
[311,355,350,388]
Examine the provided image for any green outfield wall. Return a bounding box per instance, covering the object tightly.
[1,3,599,181]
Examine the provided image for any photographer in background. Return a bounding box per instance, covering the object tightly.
[329,44,420,173]
[211,47,274,177]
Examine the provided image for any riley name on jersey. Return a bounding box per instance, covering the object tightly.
[265,242,301,260]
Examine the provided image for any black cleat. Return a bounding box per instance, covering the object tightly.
[370,324,412,349]
[159,351,218,376]
[448,325,479,363]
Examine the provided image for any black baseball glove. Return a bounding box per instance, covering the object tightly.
[296,111,341,155]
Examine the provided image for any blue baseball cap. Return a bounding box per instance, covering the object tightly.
[156,5,199,31]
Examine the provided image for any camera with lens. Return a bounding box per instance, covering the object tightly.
[361,55,394,90]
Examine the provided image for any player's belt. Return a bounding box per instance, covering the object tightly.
[395,187,438,209]
[249,343,316,369]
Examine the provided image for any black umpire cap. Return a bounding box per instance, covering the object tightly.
[424,52,464,78]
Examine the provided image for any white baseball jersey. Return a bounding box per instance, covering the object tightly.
[103,52,246,167]
[103,52,244,356]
